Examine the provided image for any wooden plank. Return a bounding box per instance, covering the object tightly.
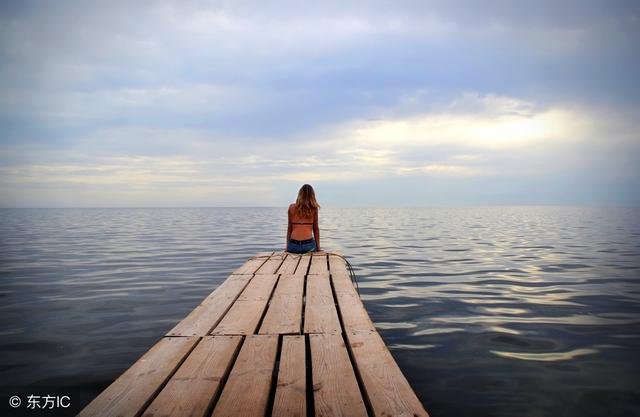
[167,274,253,336]
[259,273,305,334]
[78,337,199,417]
[328,255,360,297]
[82,252,430,417]
[233,256,269,275]
[142,336,243,417]
[295,254,311,275]
[334,292,376,332]
[212,335,279,417]
[325,255,373,330]
[211,274,279,335]
[255,251,274,257]
[310,333,368,417]
[308,253,327,275]
[200,274,254,304]
[235,273,279,301]
[276,254,300,274]
[328,255,376,332]
[272,335,306,417]
[347,331,430,417]
[304,273,341,334]
[328,255,354,292]
[255,253,286,274]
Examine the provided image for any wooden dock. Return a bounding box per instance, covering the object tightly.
[78,252,429,417]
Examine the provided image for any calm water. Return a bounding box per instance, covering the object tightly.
[1,207,639,417]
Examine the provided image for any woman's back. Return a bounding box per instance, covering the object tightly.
[289,204,316,240]
[286,184,321,253]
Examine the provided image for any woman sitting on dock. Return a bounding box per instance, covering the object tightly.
[287,184,321,253]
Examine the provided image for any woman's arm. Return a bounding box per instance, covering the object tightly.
[313,209,320,251]
[286,205,292,249]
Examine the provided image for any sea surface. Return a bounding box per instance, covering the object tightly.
[1,206,639,417]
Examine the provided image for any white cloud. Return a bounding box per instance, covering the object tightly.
[1,0,638,206]
[341,93,588,151]
[4,92,634,207]
[397,164,489,177]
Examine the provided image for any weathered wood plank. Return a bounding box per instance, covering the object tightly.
[212,335,279,417]
[276,254,300,274]
[304,273,341,334]
[328,254,376,332]
[295,254,311,275]
[142,336,242,417]
[201,274,254,302]
[78,337,199,417]
[310,333,368,417]
[211,274,279,335]
[233,256,269,275]
[83,252,430,417]
[328,255,354,292]
[255,253,286,274]
[335,292,376,332]
[347,330,430,417]
[328,255,361,298]
[272,335,306,417]
[308,253,327,275]
[259,273,305,334]
[167,274,253,336]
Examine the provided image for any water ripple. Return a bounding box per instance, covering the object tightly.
[1,206,639,417]
[491,348,599,362]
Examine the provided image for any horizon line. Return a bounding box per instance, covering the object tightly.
[1,203,638,209]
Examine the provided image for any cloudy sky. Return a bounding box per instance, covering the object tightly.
[0,0,638,207]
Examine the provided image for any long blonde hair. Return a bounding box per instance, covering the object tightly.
[294,184,320,218]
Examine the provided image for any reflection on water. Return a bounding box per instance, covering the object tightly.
[1,206,639,417]
[490,348,598,362]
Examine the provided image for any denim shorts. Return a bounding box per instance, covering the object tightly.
[287,238,316,254]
